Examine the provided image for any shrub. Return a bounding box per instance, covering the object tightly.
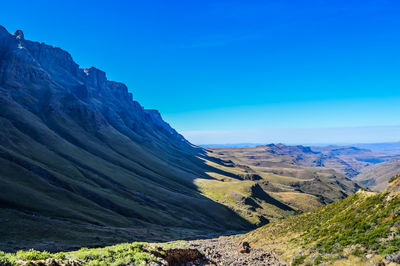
[292,255,307,265]
[15,249,51,261]
[0,251,15,266]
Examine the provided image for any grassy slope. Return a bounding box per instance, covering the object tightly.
[192,148,359,226]
[244,190,400,265]
[208,147,359,202]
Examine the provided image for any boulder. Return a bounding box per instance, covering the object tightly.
[238,241,251,254]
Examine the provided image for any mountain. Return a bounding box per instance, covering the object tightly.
[354,159,400,191]
[199,143,262,148]
[0,26,259,251]
[309,145,398,177]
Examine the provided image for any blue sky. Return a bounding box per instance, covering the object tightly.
[1,0,400,144]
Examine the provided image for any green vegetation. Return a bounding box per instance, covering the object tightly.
[0,242,184,265]
[195,177,296,225]
[292,255,307,265]
[245,190,400,264]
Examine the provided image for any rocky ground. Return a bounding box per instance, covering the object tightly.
[163,236,286,266]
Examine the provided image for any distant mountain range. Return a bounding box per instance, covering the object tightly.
[211,143,398,178]
[201,141,400,153]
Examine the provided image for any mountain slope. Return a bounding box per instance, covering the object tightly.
[354,159,400,191]
[245,190,400,265]
[0,26,256,250]
[386,174,400,192]
[207,145,360,201]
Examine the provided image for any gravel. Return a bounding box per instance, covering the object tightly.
[180,236,286,266]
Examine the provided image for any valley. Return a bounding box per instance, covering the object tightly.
[3,188,400,265]
[1,25,400,266]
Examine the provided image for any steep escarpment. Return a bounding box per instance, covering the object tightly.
[0,26,254,251]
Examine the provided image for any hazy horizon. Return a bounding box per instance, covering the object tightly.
[184,125,400,146]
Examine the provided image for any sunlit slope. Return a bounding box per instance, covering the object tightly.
[245,190,400,265]
[192,148,360,225]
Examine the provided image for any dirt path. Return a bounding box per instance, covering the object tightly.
[180,236,286,265]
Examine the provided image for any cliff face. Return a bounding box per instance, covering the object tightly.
[0,26,251,248]
[0,26,186,145]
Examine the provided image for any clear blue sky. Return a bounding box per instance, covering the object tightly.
[1,0,400,144]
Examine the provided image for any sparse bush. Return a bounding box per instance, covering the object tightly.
[292,255,307,265]
[313,255,323,265]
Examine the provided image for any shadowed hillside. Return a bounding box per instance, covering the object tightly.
[0,26,255,251]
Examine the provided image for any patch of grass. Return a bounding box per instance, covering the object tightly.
[313,255,323,265]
